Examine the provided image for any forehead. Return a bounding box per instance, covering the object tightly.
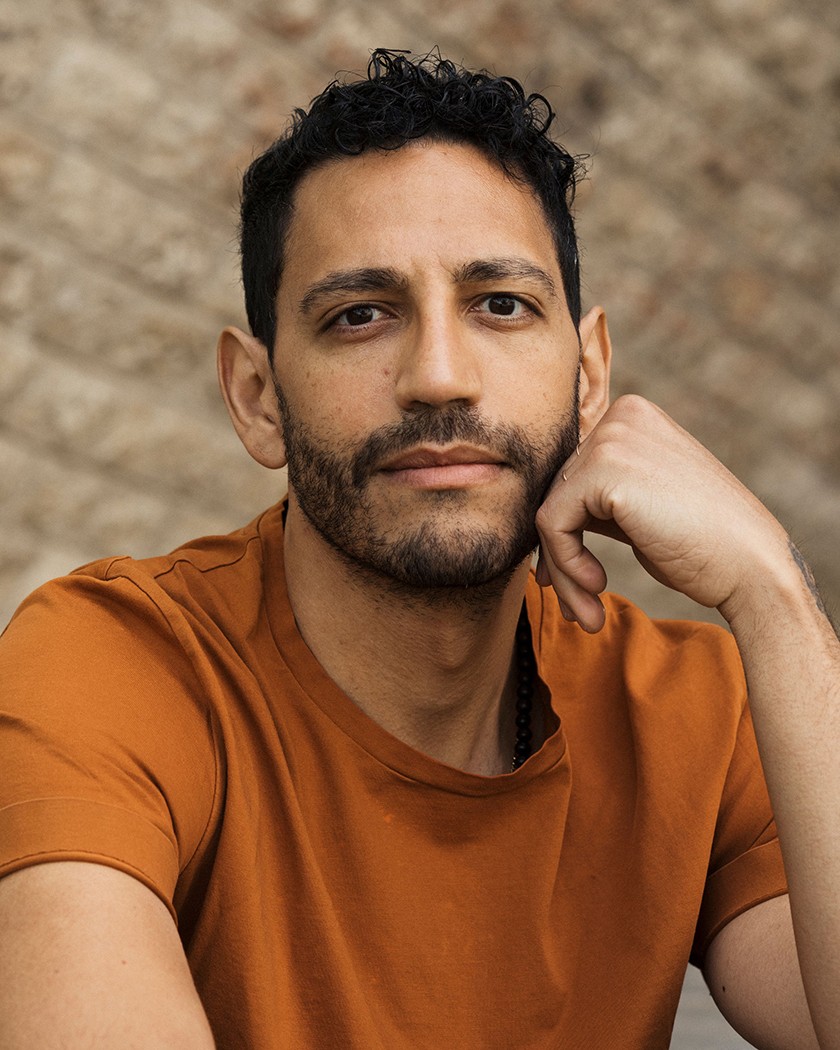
[280,141,561,295]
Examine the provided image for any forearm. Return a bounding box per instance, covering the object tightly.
[722,544,840,1050]
[534,396,840,1044]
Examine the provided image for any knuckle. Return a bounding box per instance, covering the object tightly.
[609,394,660,433]
[564,546,589,572]
[613,393,650,417]
[535,503,555,534]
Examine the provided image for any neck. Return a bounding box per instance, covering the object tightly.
[283,499,534,776]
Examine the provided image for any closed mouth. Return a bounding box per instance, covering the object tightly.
[379,445,506,471]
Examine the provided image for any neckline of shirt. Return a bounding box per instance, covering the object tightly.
[259,502,570,797]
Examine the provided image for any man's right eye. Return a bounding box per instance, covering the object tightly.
[333,304,384,327]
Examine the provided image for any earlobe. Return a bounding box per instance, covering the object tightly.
[576,306,612,438]
[217,327,287,469]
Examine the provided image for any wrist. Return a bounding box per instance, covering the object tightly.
[719,536,828,636]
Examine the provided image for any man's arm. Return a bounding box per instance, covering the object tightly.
[705,895,819,1049]
[0,862,216,1049]
[535,393,840,1049]
[710,538,840,1049]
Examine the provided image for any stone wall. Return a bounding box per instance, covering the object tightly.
[2,0,839,627]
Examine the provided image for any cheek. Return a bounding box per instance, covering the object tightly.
[492,356,577,415]
[289,371,392,445]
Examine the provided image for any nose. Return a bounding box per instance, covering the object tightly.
[394,313,482,411]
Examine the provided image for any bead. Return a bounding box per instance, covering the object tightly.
[510,604,535,770]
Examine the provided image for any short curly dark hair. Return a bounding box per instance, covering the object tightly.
[240,49,585,359]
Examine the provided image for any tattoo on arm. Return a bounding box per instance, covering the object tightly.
[789,540,833,626]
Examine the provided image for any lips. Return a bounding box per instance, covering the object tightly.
[379,445,506,471]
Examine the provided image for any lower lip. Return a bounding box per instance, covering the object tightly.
[381,463,504,488]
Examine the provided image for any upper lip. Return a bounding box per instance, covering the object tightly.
[379,445,506,471]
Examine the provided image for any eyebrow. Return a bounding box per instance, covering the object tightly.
[297,256,560,317]
[453,258,559,300]
[298,267,408,316]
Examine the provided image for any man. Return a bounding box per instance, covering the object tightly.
[0,49,837,1049]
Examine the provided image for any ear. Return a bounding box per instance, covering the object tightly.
[217,326,287,469]
[576,306,612,439]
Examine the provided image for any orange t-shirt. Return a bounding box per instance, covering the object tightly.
[0,503,786,1049]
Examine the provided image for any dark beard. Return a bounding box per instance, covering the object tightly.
[277,382,579,596]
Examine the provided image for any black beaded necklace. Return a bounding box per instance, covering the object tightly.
[511,604,535,771]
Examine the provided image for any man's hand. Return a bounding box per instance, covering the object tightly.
[536,392,840,1049]
[535,394,790,631]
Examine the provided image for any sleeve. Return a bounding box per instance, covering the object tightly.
[0,570,218,919]
[690,682,789,966]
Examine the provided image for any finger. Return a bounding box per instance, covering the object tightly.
[582,518,634,547]
[536,546,579,621]
[558,600,577,622]
[535,549,552,588]
[536,521,608,595]
[537,545,606,634]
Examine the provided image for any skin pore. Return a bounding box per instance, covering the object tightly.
[218,140,611,776]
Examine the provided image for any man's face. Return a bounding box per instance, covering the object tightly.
[272,141,582,592]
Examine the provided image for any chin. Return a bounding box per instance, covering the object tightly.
[322,510,540,592]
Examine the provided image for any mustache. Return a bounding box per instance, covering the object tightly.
[350,406,537,488]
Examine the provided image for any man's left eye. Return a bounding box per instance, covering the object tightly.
[478,295,527,317]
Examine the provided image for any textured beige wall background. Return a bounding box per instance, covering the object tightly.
[1,5,837,1045]
[1,0,839,632]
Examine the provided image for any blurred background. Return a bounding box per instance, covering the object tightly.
[1,2,838,1043]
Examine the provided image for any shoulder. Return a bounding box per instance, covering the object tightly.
[85,501,282,614]
[3,502,284,654]
[0,513,287,906]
